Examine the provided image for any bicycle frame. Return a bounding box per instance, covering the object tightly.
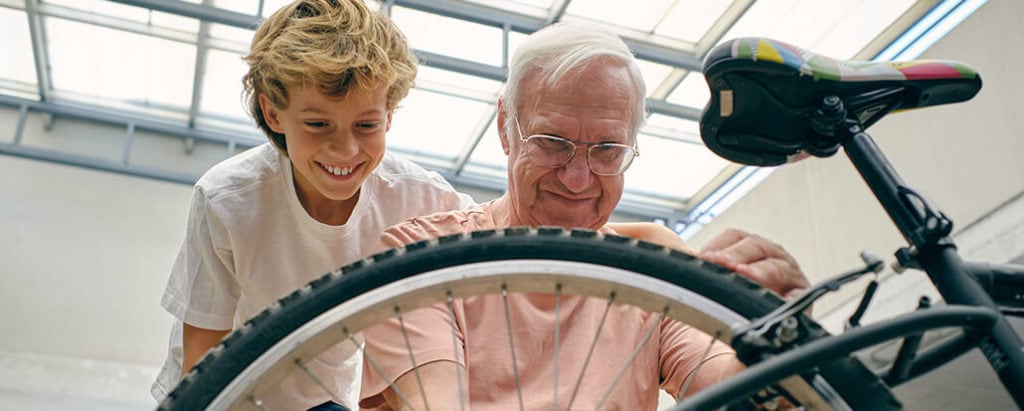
[840,106,1024,406]
[678,96,1024,410]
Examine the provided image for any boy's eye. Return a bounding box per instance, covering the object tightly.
[356,122,381,130]
[304,121,328,128]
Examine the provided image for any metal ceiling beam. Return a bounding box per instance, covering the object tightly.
[24,0,52,102]
[188,0,213,130]
[0,94,263,148]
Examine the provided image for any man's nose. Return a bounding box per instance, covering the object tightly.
[557,148,595,193]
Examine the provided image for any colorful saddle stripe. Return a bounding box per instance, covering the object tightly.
[726,38,977,82]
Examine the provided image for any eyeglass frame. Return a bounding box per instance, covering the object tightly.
[512,116,639,176]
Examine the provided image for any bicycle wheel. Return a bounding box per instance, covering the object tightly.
[158,226,899,410]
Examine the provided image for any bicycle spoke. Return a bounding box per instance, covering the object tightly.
[593,307,667,410]
[396,307,431,411]
[553,284,562,411]
[501,284,526,411]
[446,292,468,411]
[294,359,345,405]
[676,331,723,402]
[566,292,616,410]
[347,329,417,411]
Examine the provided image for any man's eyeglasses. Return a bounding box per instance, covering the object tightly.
[514,117,639,176]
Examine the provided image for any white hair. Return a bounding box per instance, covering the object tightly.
[501,21,647,141]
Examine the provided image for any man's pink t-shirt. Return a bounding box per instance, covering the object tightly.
[359,202,738,410]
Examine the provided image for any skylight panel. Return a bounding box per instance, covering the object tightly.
[208,22,254,45]
[386,88,494,164]
[44,0,199,32]
[719,0,917,59]
[44,0,150,21]
[655,0,733,43]
[565,0,675,32]
[464,116,507,171]
[46,17,196,112]
[416,66,503,102]
[460,0,557,17]
[665,71,710,109]
[198,48,250,123]
[391,6,505,67]
[0,8,36,88]
[634,60,673,98]
[625,132,730,200]
[642,114,703,144]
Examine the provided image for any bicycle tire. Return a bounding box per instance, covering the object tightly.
[158,226,900,410]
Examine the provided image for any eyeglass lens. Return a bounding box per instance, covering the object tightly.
[524,135,634,175]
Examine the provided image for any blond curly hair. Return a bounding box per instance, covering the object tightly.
[242,0,417,150]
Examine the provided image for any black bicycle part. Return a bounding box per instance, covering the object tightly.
[699,37,982,167]
[833,100,1024,406]
[157,227,899,410]
[671,305,1001,410]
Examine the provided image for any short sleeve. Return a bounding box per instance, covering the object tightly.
[658,318,742,398]
[160,186,240,330]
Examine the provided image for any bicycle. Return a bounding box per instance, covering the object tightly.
[157,37,1024,410]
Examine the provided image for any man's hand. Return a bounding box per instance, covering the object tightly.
[699,228,809,299]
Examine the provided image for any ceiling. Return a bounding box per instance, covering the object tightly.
[0,0,980,236]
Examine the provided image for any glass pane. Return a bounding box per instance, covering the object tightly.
[466,116,507,170]
[199,48,250,122]
[46,17,196,111]
[43,0,150,21]
[387,89,493,162]
[213,0,258,15]
[391,7,504,66]
[208,22,255,44]
[665,71,710,109]
[507,30,529,66]
[635,60,673,98]
[150,11,200,32]
[720,0,917,59]
[625,133,729,200]
[643,115,702,144]
[417,66,503,101]
[655,0,733,43]
[462,0,556,15]
[565,0,675,32]
[0,8,37,86]
[261,0,295,16]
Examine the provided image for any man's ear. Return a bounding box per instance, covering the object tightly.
[497,98,511,155]
[258,94,285,134]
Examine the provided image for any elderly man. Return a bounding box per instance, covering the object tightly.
[359,21,809,410]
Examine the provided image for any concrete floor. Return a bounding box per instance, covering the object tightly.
[0,351,157,410]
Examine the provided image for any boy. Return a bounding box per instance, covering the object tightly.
[151,1,473,409]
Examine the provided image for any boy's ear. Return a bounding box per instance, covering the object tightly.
[258,94,285,134]
[385,111,393,132]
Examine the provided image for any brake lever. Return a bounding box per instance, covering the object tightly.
[732,251,886,362]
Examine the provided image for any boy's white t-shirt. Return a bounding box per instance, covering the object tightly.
[152,143,474,409]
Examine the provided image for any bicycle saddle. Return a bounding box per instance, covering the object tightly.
[699,37,982,166]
